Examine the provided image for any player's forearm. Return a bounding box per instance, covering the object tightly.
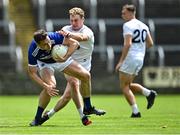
[146,34,154,48]
[64,41,80,59]
[68,33,88,41]
[28,71,47,89]
[120,44,130,63]
[147,41,153,48]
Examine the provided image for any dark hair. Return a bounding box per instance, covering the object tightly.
[33,29,47,44]
[123,4,136,13]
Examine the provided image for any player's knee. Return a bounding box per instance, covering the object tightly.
[68,79,79,89]
[82,71,91,81]
[42,89,51,98]
[121,86,131,95]
[120,83,129,92]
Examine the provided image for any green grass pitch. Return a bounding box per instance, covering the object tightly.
[0,95,180,134]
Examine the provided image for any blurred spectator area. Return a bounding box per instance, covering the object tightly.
[0,0,23,73]
[30,0,180,75]
[0,0,3,20]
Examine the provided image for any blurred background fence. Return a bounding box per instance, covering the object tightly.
[0,0,180,95]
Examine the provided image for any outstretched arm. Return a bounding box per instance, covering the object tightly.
[58,30,89,41]
[53,37,80,62]
[63,37,80,58]
[28,66,59,96]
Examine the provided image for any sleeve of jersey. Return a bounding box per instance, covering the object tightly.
[54,32,65,44]
[61,26,68,31]
[123,24,133,36]
[28,45,37,67]
[85,28,93,38]
[83,28,94,42]
[146,26,150,35]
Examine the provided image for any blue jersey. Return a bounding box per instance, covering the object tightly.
[28,32,64,66]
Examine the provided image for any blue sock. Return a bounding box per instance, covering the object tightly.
[35,106,44,122]
[83,97,92,110]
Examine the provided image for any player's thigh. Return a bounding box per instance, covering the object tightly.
[63,61,90,81]
[120,57,143,76]
[39,67,56,86]
[76,58,91,71]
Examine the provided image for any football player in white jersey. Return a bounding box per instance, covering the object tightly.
[115,4,157,118]
[40,7,106,126]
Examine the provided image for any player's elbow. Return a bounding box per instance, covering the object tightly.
[28,67,33,76]
[147,41,153,48]
[124,43,131,48]
[149,43,153,48]
[28,66,37,78]
[79,35,88,41]
[146,34,154,48]
[73,40,80,49]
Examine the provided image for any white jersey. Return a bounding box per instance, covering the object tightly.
[62,25,94,61]
[123,18,150,61]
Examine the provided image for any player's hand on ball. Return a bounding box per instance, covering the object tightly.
[53,55,67,62]
[51,45,68,62]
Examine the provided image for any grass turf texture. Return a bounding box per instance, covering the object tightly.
[0,95,180,134]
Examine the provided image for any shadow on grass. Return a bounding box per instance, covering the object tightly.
[0,124,79,128]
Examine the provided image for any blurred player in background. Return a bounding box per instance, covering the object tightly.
[28,29,99,126]
[40,7,106,125]
[115,4,157,118]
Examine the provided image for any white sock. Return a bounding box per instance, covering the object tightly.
[142,87,151,97]
[78,107,84,119]
[47,109,56,118]
[131,104,139,114]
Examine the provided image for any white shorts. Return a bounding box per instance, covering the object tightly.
[37,57,73,73]
[119,57,143,75]
[74,57,91,71]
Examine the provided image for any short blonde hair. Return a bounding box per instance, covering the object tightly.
[69,7,85,18]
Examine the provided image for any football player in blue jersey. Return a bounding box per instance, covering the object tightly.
[39,7,106,126]
[28,29,96,126]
